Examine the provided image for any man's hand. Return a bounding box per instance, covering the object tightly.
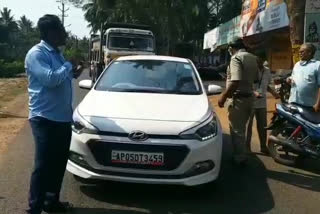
[314,104,320,112]
[254,91,262,98]
[73,62,84,79]
[218,95,227,108]
[286,77,294,85]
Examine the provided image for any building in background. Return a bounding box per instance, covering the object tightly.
[203,0,292,74]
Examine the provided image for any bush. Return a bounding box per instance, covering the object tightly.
[64,48,85,61]
[0,60,25,78]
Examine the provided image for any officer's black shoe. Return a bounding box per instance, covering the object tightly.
[43,201,73,213]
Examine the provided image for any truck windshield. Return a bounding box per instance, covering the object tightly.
[108,34,154,52]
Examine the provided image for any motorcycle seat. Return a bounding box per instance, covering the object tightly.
[300,109,320,124]
[283,103,320,124]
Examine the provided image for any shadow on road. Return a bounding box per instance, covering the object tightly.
[71,133,320,214]
[76,134,275,214]
[71,208,145,214]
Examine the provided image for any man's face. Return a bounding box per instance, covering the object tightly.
[49,24,67,47]
[299,45,313,61]
[310,26,316,34]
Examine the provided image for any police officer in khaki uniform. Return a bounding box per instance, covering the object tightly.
[218,38,259,166]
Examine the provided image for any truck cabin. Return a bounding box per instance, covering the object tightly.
[106,28,155,53]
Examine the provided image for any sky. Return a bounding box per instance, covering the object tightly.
[1,0,91,38]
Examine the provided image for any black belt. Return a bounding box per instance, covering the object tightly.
[232,93,253,98]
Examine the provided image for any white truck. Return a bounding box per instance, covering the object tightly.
[89,23,156,82]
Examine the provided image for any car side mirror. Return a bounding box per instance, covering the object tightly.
[79,80,93,90]
[207,84,222,96]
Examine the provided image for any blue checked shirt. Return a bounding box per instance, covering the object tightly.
[289,59,320,107]
[25,40,74,122]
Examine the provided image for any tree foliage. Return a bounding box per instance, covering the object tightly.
[0,7,88,77]
[68,0,242,55]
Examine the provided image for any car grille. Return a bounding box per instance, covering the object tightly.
[88,140,190,171]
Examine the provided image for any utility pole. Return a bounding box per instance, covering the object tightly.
[57,0,70,26]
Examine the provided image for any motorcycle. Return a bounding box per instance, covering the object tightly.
[267,102,320,166]
[273,73,291,103]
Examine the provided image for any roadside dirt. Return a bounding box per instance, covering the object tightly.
[0,78,28,154]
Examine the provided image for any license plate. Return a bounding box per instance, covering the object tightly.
[111,150,164,166]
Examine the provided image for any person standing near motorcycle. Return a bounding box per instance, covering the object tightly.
[246,57,280,154]
[287,43,320,112]
[218,38,259,166]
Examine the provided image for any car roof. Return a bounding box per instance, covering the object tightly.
[115,55,190,63]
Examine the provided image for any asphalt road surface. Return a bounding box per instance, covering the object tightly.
[0,71,319,214]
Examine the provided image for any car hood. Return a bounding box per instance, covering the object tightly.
[78,90,210,123]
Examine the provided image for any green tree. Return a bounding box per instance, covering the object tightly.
[68,0,242,55]
[18,15,34,34]
[0,7,18,31]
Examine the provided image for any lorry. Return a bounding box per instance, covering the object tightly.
[89,23,156,82]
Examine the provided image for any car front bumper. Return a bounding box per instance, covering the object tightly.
[67,127,223,186]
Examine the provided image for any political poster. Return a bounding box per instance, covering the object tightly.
[240,0,289,37]
[305,13,320,60]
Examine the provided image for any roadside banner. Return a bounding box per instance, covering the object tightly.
[240,0,289,37]
[203,16,241,51]
[203,28,218,51]
[306,0,320,13]
[304,13,320,60]
[216,16,241,47]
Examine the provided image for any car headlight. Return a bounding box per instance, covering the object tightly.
[72,108,100,134]
[180,113,218,141]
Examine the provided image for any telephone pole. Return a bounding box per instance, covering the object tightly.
[57,0,70,26]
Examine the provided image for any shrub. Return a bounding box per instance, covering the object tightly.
[64,48,85,61]
[0,60,25,78]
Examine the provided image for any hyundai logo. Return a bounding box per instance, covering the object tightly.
[128,131,149,141]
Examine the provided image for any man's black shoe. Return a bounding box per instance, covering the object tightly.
[260,147,270,155]
[232,158,248,167]
[43,201,73,213]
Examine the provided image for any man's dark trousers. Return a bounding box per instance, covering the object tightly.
[27,116,71,214]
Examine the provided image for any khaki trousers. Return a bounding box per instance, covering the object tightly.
[227,97,254,162]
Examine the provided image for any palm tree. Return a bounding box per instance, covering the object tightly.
[18,15,33,34]
[0,7,18,32]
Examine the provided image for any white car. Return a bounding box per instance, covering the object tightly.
[67,55,223,186]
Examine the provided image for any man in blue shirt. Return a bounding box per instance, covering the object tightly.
[288,43,320,112]
[25,15,82,214]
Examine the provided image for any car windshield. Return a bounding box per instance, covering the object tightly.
[95,60,202,95]
[108,34,154,52]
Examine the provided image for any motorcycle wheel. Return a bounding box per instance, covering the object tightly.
[268,125,304,166]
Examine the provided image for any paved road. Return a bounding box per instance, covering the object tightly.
[0,71,319,214]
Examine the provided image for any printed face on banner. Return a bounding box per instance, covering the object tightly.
[305,14,320,60]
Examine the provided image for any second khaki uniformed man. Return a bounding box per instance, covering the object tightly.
[218,38,259,166]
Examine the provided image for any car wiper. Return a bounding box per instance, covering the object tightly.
[113,88,170,93]
[173,91,202,95]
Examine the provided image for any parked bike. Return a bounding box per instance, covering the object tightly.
[273,73,291,103]
[267,103,320,166]
[266,71,320,166]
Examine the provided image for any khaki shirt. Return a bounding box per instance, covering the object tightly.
[226,49,259,95]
